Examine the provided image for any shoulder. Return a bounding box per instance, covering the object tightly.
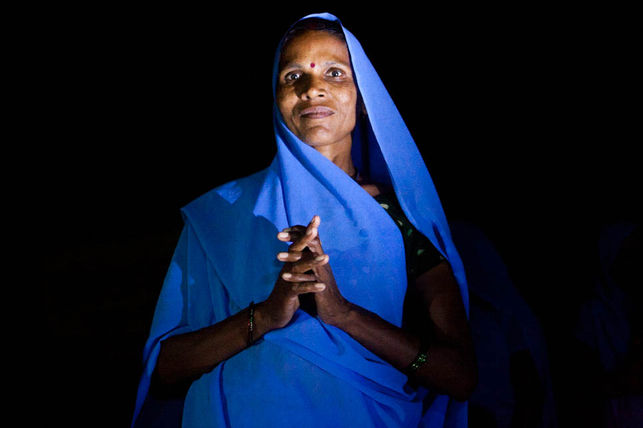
[182,167,273,219]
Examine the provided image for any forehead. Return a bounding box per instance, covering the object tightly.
[279,31,351,67]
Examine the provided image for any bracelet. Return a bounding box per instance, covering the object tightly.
[405,348,429,374]
[247,301,256,346]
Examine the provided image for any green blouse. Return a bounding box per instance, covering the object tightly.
[373,189,444,339]
[373,190,444,281]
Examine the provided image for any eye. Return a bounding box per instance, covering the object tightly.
[328,68,345,78]
[284,71,302,82]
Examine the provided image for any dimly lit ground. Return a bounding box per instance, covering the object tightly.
[41,5,640,427]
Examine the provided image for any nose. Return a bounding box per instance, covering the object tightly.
[299,74,326,100]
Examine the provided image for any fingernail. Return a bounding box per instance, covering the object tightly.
[277,252,288,259]
[314,283,326,290]
[277,232,289,239]
[282,273,292,279]
[315,255,326,262]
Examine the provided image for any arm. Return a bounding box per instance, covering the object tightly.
[152,303,273,395]
[152,227,329,396]
[280,218,477,401]
[332,261,477,401]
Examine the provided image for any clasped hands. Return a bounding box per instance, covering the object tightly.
[263,215,353,329]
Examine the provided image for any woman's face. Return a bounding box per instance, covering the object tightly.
[276,31,357,149]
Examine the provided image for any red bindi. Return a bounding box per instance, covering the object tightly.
[310,62,315,68]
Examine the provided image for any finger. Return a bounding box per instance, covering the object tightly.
[290,217,320,252]
[290,254,329,274]
[287,237,323,256]
[309,215,321,228]
[277,226,306,242]
[286,281,326,295]
[289,238,309,253]
[277,251,303,262]
[286,216,319,233]
[281,272,317,282]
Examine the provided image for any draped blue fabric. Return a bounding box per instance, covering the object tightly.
[132,12,469,427]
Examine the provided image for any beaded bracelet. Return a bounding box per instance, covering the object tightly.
[405,348,429,373]
[247,301,255,346]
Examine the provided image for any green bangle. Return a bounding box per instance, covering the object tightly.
[406,349,429,373]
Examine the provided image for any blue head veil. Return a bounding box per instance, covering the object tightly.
[133,12,469,428]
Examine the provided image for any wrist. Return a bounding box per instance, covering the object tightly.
[252,301,277,337]
[326,301,356,329]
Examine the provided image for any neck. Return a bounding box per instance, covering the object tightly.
[313,138,356,178]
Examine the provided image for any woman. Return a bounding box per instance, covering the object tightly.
[133,13,475,428]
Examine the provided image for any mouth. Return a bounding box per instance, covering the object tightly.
[299,106,335,119]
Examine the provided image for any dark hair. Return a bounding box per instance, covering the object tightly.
[281,17,346,49]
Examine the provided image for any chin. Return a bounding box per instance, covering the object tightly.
[299,131,349,148]
[297,128,332,145]
[302,138,335,148]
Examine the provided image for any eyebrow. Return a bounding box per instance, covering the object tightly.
[281,60,349,71]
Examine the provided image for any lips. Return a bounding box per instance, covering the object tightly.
[299,105,334,119]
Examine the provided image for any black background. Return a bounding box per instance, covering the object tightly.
[40,4,640,427]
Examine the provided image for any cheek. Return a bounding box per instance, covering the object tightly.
[276,91,295,120]
[340,90,358,122]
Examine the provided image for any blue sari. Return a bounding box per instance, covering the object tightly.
[132,13,469,428]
